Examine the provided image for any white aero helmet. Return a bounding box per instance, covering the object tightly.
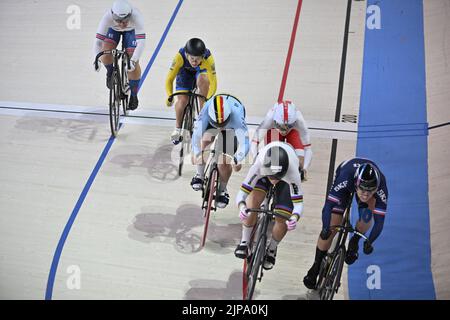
[111,0,132,22]
[208,94,232,128]
[273,100,297,132]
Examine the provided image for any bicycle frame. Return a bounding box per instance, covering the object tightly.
[317,191,371,300]
[168,91,206,176]
[243,186,291,300]
[199,133,222,248]
[94,46,130,137]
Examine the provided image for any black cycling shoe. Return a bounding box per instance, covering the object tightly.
[263,248,277,270]
[128,95,138,110]
[303,266,319,289]
[216,192,229,209]
[345,249,359,265]
[190,174,203,191]
[234,243,248,259]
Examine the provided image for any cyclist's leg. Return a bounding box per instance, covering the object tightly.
[196,71,209,109]
[235,178,268,259]
[263,181,293,270]
[123,30,140,109]
[304,213,344,289]
[216,131,238,208]
[172,71,196,143]
[102,28,120,88]
[190,130,214,190]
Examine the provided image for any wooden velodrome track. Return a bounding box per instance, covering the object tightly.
[0,0,448,300]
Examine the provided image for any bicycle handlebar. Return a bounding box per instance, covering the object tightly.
[94,49,130,71]
[168,92,207,101]
[329,224,371,244]
[245,208,291,221]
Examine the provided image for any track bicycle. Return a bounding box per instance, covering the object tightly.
[242,186,291,300]
[316,192,371,300]
[199,132,236,248]
[94,43,130,137]
[168,91,206,176]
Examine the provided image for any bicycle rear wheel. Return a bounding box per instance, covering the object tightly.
[178,104,193,176]
[109,72,121,137]
[201,167,217,247]
[319,247,346,300]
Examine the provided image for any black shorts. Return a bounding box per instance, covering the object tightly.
[254,178,294,217]
[204,127,238,158]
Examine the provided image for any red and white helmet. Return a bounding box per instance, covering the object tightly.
[273,100,297,131]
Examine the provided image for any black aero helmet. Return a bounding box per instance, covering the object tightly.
[260,145,289,179]
[354,163,380,192]
[185,38,206,56]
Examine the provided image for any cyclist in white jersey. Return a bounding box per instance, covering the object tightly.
[235,141,304,270]
[93,0,146,110]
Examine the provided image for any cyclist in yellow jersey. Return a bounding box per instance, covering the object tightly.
[165,38,217,144]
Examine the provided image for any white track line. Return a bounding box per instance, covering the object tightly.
[0,101,357,140]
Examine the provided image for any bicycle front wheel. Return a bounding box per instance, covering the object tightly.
[319,247,346,300]
[201,167,217,248]
[178,105,193,176]
[121,61,129,116]
[245,233,266,300]
[109,73,121,137]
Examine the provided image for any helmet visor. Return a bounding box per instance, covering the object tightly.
[356,182,378,193]
[113,13,131,23]
[260,165,284,180]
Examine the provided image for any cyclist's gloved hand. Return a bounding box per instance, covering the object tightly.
[166,96,174,107]
[239,203,249,221]
[363,240,373,255]
[127,59,136,72]
[93,61,101,72]
[286,214,300,231]
[320,228,332,240]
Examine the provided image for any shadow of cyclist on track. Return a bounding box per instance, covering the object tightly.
[183,270,244,300]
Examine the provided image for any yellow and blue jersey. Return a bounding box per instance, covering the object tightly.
[165,48,217,99]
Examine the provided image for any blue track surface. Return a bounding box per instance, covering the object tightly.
[348,0,435,299]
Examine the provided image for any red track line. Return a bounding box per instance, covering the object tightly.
[278,0,303,102]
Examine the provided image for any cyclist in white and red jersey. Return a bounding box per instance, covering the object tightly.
[93,0,146,110]
[234,141,304,270]
[251,100,312,181]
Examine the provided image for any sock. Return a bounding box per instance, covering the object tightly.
[196,164,205,178]
[105,64,113,77]
[218,182,227,194]
[129,79,140,96]
[313,247,328,267]
[268,238,280,252]
[241,225,253,244]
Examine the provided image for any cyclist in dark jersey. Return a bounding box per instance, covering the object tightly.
[303,157,389,289]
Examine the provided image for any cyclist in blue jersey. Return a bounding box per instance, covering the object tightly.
[191,94,249,209]
[303,158,389,289]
